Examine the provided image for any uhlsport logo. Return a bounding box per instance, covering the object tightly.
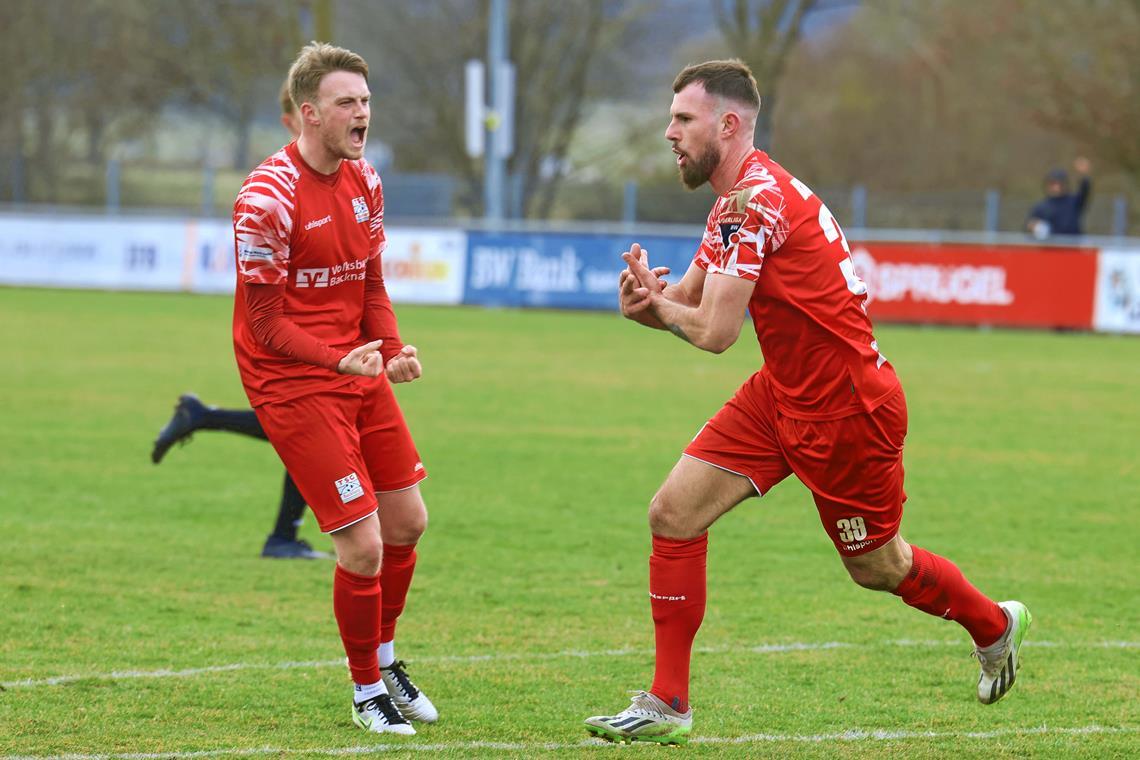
[335,472,365,504]
[351,196,369,223]
[304,214,332,231]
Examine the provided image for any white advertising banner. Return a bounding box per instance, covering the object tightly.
[0,214,465,305]
[380,228,466,305]
[0,215,188,290]
[1093,248,1140,334]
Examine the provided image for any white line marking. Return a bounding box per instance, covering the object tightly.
[3,725,1137,759]
[3,639,1135,690]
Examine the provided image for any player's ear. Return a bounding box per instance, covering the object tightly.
[721,111,741,137]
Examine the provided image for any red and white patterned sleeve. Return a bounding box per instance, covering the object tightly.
[693,172,790,283]
[360,160,386,261]
[233,155,298,285]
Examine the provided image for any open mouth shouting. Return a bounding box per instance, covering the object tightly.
[349,125,368,150]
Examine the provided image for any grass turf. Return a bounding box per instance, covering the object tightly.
[1,287,1137,758]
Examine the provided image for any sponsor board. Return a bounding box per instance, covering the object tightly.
[1093,249,1140,334]
[0,215,465,305]
[0,215,187,290]
[381,229,466,305]
[850,242,1098,329]
[464,231,697,310]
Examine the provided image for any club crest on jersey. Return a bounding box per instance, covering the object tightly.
[718,211,747,250]
[351,196,369,223]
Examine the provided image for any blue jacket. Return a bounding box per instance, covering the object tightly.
[1028,177,1091,235]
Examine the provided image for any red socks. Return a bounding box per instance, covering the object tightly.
[893,545,1008,647]
[648,533,708,713]
[333,564,382,684]
[380,542,418,643]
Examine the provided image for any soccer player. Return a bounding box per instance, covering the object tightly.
[583,60,1031,745]
[232,42,436,734]
[152,82,327,560]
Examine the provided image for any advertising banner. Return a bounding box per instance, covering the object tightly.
[180,221,466,303]
[464,231,698,310]
[1093,249,1140,334]
[850,242,1098,329]
[0,215,188,291]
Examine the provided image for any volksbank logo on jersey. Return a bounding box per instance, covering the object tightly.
[296,267,330,287]
[351,196,369,223]
[335,472,365,503]
[295,260,367,288]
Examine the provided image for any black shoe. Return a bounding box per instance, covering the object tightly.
[152,394,208,464]
[260,535,332,560]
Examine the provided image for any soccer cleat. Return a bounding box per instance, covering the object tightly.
[584,691,692,745]
[152,394,208,464]
[352,693,416,735]
[260,536,332,560]
[974,600,1033,705]
[381,660,438,723]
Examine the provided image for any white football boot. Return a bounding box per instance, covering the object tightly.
[381,660,439,723]
[352,693,416,735]
[584,691,692,745]
[974,600,1033,704]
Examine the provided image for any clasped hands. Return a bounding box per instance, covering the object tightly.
[618,242,671,317]
[337,340,421,383]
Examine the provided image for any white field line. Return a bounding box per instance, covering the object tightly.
[2,639,1136,690]
[3,725,1138,759]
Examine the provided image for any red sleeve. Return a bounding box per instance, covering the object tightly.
[363,255,405,363]
[244,284,344,370]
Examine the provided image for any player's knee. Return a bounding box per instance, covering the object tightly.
[845,563,897,591]
[387,508,427,545]
[335,528,383,576]
[648,489,699,539]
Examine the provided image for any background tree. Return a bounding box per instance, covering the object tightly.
[712,0,818,150]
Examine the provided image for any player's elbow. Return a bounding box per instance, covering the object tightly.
[701,326,739,354]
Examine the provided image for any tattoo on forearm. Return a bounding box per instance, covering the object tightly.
[668,322,693,343]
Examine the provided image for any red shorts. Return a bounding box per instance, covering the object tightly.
[684,372,907,556]
[254,376,426,533]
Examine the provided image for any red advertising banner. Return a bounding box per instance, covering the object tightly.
[850,242,1098,329]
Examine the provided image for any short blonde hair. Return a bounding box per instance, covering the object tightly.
[287,42,369,111]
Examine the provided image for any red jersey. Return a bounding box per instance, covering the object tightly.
[694,150,900,420]
[232,142,390,406]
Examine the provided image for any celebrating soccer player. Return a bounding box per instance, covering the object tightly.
[232,43,436,735]
[583,60,1031,745]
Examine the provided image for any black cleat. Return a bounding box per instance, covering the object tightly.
[152,393,208,464]
[261,536,332,560]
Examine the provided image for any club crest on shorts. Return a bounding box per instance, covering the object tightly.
[335,472,365,503]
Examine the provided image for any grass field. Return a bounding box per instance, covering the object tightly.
[1,288,1138,759]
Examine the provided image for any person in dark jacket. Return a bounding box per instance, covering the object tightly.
[1027,157,1092,238]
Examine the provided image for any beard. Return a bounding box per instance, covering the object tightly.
[320,127,365,162]
[679,141,720,190]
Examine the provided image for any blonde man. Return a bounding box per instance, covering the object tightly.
[231,43,437,734]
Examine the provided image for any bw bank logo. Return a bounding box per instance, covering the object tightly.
[296,267,330,287]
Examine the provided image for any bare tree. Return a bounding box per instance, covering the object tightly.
[341,0,644,218]
[712,0,818,149]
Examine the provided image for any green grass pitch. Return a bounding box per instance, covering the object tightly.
[1,287,1137,758]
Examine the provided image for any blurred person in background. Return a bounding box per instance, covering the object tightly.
[583,59,1031,745]
[1026,157,1092,238]
[152,81,325,561]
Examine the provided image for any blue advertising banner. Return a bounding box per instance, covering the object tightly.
[463,230,700,310]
